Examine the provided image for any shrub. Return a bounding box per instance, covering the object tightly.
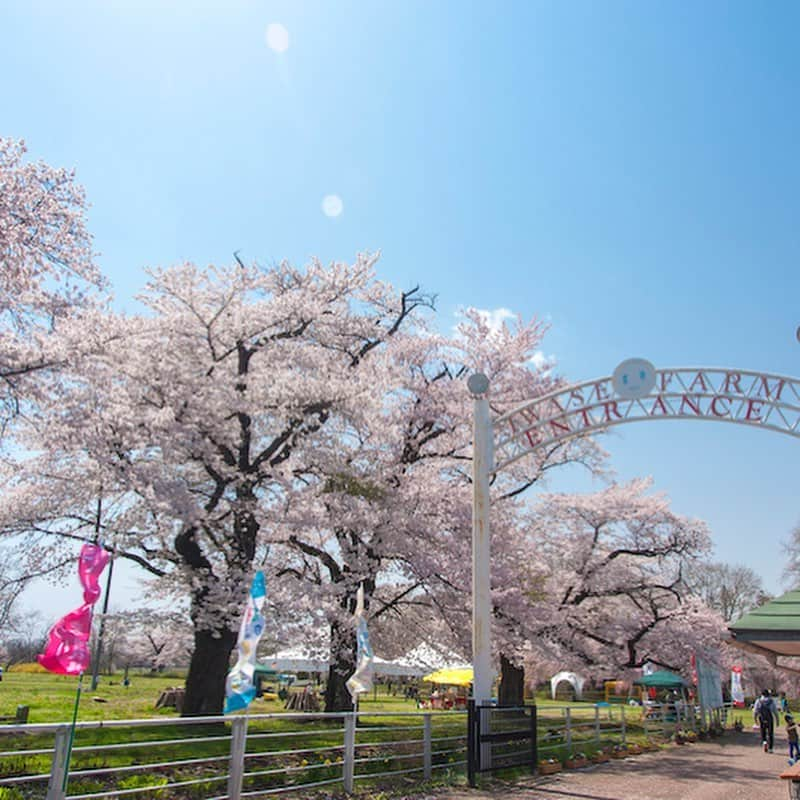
[6,663,46,674]
[0,788,24,800]
[178,780,218,799]
[117,773,168,799]
[0,757,30,778]
[69,779,107,795]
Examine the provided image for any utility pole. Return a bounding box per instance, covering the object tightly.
[90,493,113,691]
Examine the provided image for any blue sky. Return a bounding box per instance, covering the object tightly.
[3,1,799,614]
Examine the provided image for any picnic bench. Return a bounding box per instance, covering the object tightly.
[425,694,468,710]
[0,705,29,725]
[284,687,320,712]
[779,761,800,798]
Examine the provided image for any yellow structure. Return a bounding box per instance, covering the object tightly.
[423,667,473,686]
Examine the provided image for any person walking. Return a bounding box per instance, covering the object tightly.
[786,713,799,764]
[754,688,779,752]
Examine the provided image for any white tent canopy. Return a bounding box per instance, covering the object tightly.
[262,647,329,673]
[393,643,471,674]
[260,642,469,678]
[373,656,422,677]
[550,671,586,700]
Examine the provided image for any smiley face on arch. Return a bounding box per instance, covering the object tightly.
[612,358,657,400]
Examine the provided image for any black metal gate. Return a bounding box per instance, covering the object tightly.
[467,701,537,787]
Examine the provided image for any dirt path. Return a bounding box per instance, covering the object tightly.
[427,730,794,800]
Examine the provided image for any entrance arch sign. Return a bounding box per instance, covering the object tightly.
[468,362,800,712]
[494,366,800,473]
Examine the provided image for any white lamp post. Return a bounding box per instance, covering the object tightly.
[468,373,493,708]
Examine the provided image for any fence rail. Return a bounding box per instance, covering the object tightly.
[0,702,737,799]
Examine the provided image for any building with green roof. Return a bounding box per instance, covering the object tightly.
[728,589,800,662]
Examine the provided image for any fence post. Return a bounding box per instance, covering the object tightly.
[423,714,432,780]
[467,700,479,788]
[227,716,248,800]
[45,726,71,800]
[530,705,538,775]
[594,705,600,746]
[621,705,626,745]
[565,707,572,751]
[343,712,356,793]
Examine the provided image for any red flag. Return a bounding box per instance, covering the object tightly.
[38,544,109,675]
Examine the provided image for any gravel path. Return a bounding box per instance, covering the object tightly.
[427,730,794,800]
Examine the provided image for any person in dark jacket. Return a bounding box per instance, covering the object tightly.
[754,689,779,752]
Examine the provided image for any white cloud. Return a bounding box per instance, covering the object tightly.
[530,350,555,373]
[265,23,290,53]
[473,307,515,335]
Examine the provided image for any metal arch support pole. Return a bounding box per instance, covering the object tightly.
[470,375,493,709]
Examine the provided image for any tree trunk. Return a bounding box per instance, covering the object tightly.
[498,653,525,706]
[324,620,357,712]
[182,626,237,716]
[175,525,243,717]
[105,641,115,675]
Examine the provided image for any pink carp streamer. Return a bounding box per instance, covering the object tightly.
[38,544,110,675]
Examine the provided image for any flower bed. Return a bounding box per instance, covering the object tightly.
[564,753,589,769]
[538,759,562,775]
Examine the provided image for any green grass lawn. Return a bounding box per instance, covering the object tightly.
[0,671,190,723]
[0,671,466,723]
[0,669,635,726]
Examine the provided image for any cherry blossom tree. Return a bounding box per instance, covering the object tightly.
[0,255,436,714]
[0,538,77,633]
[512,480,725,680]
[267,309,606,710]
[720,645,799,700]
[405,478,727,703]
[96,610,193,673]
[0,136,105,613]
[0,137,104,432]
[782,520,800,589]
